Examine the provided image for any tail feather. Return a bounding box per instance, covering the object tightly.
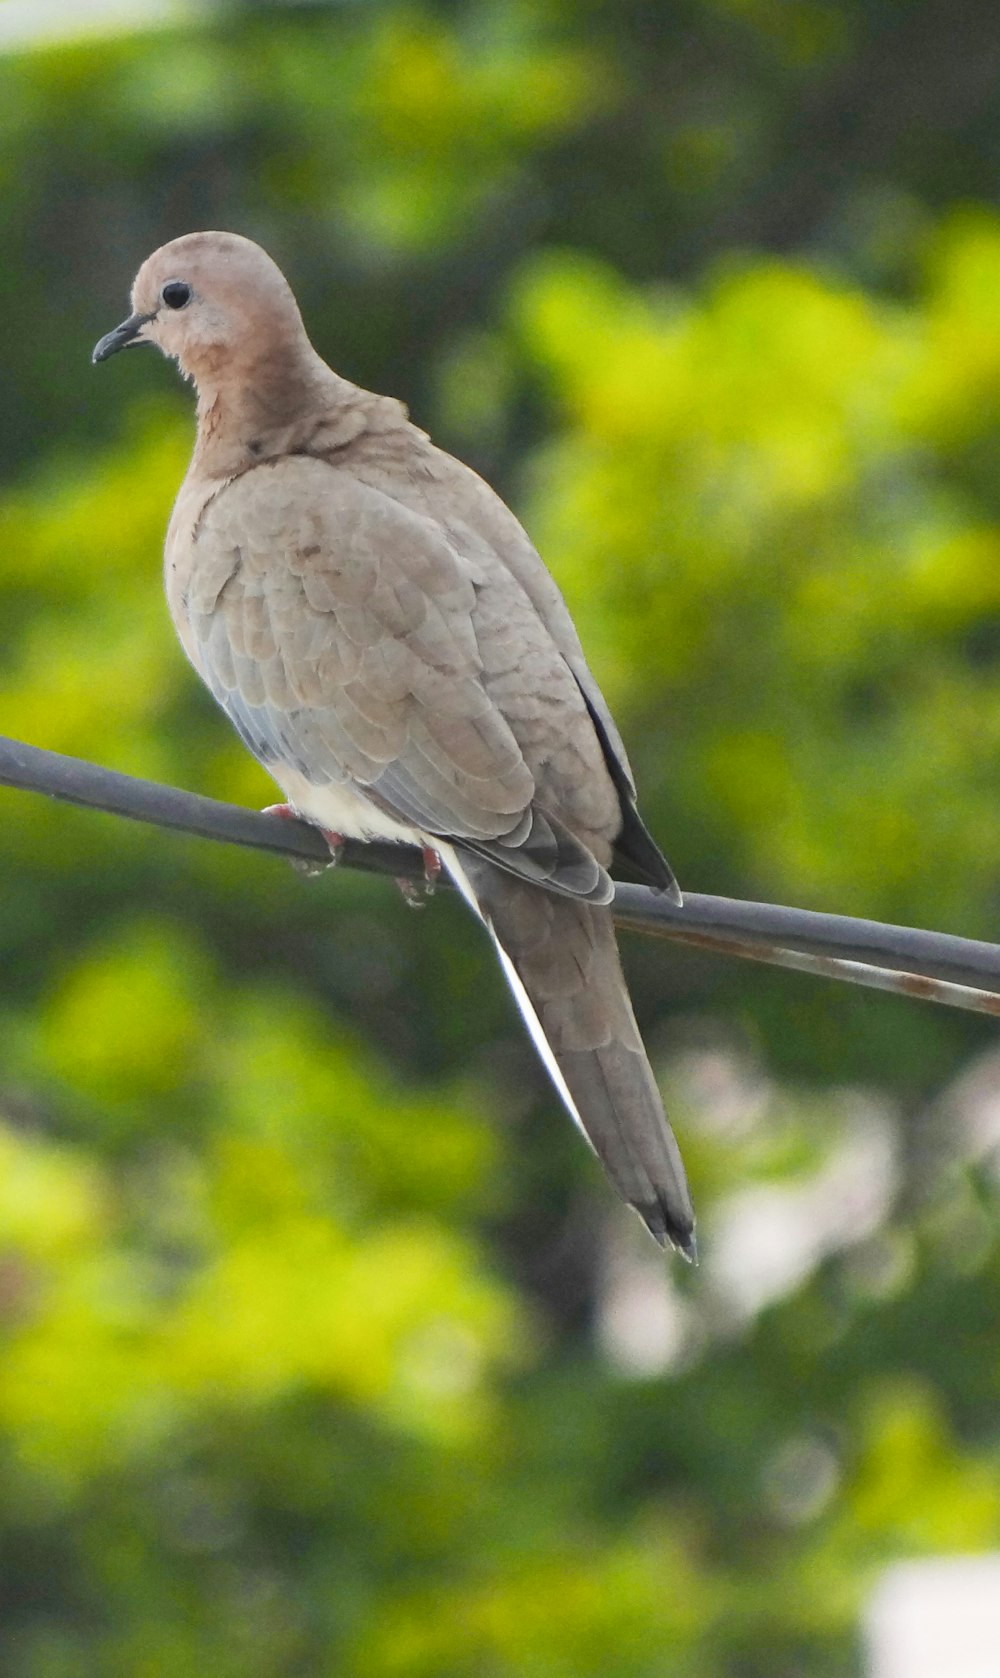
[449,851,695,1256]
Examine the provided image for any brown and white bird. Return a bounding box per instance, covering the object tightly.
[94,231,695,1256]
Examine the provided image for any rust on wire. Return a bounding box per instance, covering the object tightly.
[650,926,1000,1018]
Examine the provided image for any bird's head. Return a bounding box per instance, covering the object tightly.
[92,230,308,387]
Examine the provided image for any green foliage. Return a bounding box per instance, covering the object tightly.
[514,219,1000,928]
[0,3,999,1674]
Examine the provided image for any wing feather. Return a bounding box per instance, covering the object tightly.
[184,457,619,900]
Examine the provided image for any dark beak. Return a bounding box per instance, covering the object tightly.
[92,311,155,365]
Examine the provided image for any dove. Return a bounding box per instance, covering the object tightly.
[93,231,695,1256]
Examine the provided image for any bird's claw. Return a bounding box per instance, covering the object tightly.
[396,875,428,909]
[395,845,443,908]
[263,803,345,877]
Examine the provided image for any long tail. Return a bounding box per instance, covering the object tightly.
[447,851,696,1257]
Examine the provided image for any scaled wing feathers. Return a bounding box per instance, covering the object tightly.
[183,456,616,901]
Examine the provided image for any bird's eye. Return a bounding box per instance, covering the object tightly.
[161,281,191,310]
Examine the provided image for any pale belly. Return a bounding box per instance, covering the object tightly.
[272,765,483,926]
[273,765,432,849]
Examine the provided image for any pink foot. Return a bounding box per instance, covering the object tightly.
[421,845,443,889]
[395,845,443,909]
[263,803,345,874]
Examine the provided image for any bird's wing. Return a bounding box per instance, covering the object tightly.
[177,454,615,902]
[343,437,680,897]
[447,456,681,896]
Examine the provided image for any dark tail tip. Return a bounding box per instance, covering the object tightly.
[637,1202,698,1263]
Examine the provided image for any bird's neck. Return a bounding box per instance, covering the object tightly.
[190,345,383,477]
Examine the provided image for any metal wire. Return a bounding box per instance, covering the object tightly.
[2,732,998,1014]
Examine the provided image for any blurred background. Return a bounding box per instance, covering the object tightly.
[0,0,999,1672]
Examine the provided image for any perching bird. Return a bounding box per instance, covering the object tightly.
[93,231,695,1256]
